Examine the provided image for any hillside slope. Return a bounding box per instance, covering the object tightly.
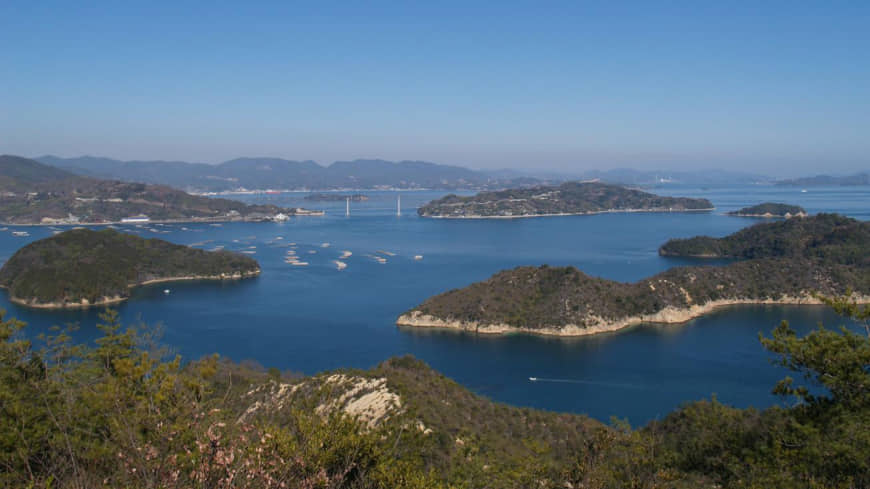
[0,155,311,224]
[0,228,259,308]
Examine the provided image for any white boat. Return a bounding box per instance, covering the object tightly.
[321,242,331,248]
[340,250,352,259]
[333,260,347,270]
[290,261,309,266]
[414,255,423,260]
[164,289,171,295]
[11,231,29,237]
[529,377,538,382]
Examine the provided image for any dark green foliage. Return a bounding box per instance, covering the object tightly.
[726,202,806,217]
[1,298,869,488]
[0,228,259,306]
[407,214,868,331]
[659,213,870,265]
[409,259,867,330]
[418,181,713,217]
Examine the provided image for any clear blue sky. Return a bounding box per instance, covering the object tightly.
[1,1,867,175]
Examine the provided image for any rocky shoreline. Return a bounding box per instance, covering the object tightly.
[397,294,870,337]
[5,270,260,309]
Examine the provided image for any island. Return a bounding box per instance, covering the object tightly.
[417,182,714,218]
[726,202,807,218]
[0,155,323,225]
[398,214,869,336]
[658,213,865,259]
[0,228,260,308]
[304,192,369,202]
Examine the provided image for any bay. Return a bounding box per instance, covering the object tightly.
[0,183,866,424]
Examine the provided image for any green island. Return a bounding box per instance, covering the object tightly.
[0,155,322,225]
[658,213,867,260]
[2,299,868,488]
[398,214,869,336]
[726,202,807,218]
[417,181,714,218]
[0,228,260,308]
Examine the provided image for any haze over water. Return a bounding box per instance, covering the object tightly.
[0,184,866,424]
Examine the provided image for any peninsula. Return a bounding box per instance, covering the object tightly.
[0,228,260,308]
[726,202,806,218]
[417,182,714,218]
[0,155,321,225]
[398,214,869,336]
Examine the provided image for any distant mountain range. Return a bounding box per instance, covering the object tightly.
[36,156,501,193]
[0,155,309,224]
[775,173,869,186]
[35,155,779,193]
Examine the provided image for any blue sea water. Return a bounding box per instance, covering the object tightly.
[0,184,867,425]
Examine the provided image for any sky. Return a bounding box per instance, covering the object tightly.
[1,1,868,176]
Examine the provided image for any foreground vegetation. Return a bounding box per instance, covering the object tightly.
[418,181,713,218]
[1,296,868,488]
[0,229,259,307]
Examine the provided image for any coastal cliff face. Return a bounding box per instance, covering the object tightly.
[418,181,713,218]
[399,214,870,337]
[0,228,260,309]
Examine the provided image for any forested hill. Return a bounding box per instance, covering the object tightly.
[417,181,713,218]
[659,213,869,263]
[726,202,806,218]
[399,213,869,335]
[0,228,259,308]
[0,155,307,224]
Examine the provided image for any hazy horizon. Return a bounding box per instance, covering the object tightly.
[3,2,868,176]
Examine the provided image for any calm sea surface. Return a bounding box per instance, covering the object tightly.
[1,184,867,424]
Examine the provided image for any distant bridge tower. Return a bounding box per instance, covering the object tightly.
[397,194,401,216]
[346,197,350,217]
